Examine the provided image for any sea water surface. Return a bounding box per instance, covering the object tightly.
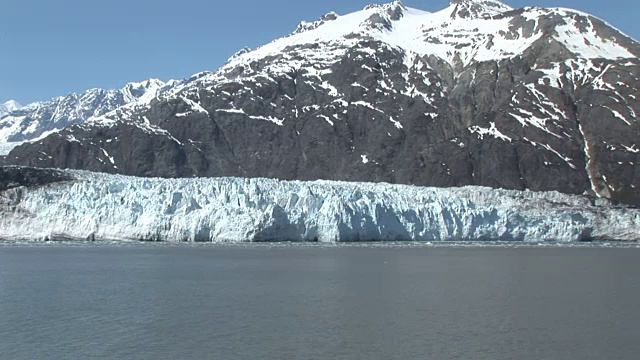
[0,243,639,359]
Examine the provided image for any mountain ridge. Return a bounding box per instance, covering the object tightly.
[0,78,178,155]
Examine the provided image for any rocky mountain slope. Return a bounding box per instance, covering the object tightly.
[2,0,639,205]
[0,79,177,155]
[1,166,638,242]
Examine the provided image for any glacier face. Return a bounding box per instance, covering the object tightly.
[0,169,638,243]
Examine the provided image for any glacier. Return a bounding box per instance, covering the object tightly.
[0,168,638,243]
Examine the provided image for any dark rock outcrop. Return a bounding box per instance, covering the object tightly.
[0,166,73,191]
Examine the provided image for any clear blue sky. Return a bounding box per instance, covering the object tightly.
[1,0,638,105]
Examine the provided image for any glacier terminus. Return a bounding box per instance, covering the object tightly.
[1,167,638,243]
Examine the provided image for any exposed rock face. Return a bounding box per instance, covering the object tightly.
[2,1,639,205]
[449,0,511,19]
[0,166,72,192]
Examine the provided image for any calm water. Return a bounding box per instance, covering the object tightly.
[0,245,639,359]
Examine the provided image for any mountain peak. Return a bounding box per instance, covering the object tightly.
[449,0,512,19]
[124,78,164,91]
[449,0,507,5]
[364,1,406,19]
[364,0,405,10]
[0,100,22,116]
[2,99,21,108]
[293,11,340,35]
[360,1,408,31]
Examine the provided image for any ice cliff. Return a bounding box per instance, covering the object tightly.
[0,168,638,242]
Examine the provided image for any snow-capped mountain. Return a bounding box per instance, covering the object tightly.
[3,0,640,206]
[0,79,177,155]
[0,100,21,117]
[1,166,638,242]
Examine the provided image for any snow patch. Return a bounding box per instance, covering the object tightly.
[469,122,511,142]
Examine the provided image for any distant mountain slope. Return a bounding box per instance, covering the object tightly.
[0,100,21,118]
[3,0,639,205]
[0,79,177,155]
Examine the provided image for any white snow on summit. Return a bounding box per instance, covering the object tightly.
[0,100,23,155]
[1,170,639,243]
[0,79,175,155]
[0,100,21,117]
[161,1,638,110]
[219,0,635,74]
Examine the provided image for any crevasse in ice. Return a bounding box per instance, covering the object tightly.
[1,170,638,242]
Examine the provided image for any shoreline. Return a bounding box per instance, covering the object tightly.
[1,240,639,249]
